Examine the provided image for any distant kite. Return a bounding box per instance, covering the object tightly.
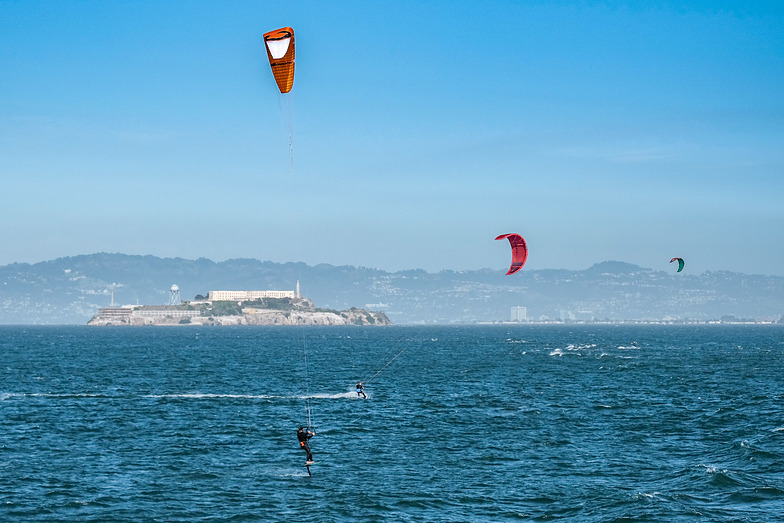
[263,27,295,93]
[495,234,528,275]
[670,257,685,272]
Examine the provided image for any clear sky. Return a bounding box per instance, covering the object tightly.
[2,1,783,275]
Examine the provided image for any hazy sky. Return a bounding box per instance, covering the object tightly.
[2,1,783,275]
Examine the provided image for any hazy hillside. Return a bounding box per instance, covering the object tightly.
[1,254,782,324]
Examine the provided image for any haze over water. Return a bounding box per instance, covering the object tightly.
[2,325,783,521]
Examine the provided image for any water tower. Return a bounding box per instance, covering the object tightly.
[168,284,181,306]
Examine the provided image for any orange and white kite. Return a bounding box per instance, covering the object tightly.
[263,27,295,94]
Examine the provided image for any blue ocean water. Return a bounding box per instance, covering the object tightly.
[1,325,783,522]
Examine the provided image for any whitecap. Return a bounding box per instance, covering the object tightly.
[700,464,727,475]
[550,347,582,356]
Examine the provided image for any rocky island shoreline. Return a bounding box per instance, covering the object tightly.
[88,297,391,326]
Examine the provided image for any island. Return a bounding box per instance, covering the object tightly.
[88,295,391,326]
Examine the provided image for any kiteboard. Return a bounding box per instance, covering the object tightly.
[304,461,313,476]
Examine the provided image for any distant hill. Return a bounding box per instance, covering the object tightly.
[0,253,782,324]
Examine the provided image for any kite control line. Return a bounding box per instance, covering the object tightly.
[365,346,409,385]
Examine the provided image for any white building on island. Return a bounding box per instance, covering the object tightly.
[208,281,300,302]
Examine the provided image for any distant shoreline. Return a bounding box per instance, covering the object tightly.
[0,321,781,328]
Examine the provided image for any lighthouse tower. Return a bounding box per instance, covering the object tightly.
[296,280,300,298]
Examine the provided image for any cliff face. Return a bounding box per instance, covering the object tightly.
[207,309,389,326]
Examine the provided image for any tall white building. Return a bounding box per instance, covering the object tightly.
[511,306,527,322]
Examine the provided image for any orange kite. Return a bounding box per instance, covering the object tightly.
[263,27,295,93]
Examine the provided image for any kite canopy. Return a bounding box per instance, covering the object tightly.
[495,233,528,275]
[670,257,685,272]
[263,27,295,93]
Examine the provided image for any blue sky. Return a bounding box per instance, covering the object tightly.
[2,1,783,275]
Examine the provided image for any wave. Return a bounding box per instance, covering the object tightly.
[1,392,115,399]
[549,348,583,357]
[548,343,599,356]
[727,486,784,503]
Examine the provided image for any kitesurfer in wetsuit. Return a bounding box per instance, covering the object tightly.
[297,426,314,463]
[356,382,367,399]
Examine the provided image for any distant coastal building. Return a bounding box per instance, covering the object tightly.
[132,306,200,319]
[91,281,304,325]
[559,309,594,322]
[511,306,527,322]
[95,306,133,320]
[93,305,200,321]
[208,290,296,301]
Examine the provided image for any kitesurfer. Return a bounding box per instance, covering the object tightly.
[356,382,367,399]
[297,426,314,463]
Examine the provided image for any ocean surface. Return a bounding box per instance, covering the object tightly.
[1,324,783,522]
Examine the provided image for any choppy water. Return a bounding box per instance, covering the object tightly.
[1,325,783,521]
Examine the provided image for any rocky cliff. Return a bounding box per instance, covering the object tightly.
[196,308,388,326]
